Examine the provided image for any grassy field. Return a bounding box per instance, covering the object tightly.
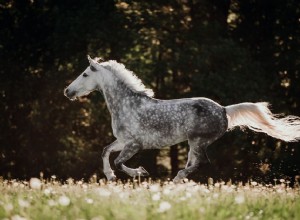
[0,177,299,220]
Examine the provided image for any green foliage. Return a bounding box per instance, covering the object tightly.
[0,0,299,180]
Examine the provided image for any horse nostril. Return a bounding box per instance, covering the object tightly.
[65,88,69,94]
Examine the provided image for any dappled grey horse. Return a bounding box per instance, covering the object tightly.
[65,56,300,182]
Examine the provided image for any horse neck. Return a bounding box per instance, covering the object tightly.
[97,73,146,115]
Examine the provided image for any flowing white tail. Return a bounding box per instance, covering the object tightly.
[225,102,300,142]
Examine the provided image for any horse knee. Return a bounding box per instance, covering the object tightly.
[101,148,108,158]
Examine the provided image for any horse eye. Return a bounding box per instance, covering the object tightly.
[83,73,88,77]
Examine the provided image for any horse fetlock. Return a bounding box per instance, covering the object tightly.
[136,166,149,176]
[107,175,117,182]
[125,166,149,178]
[104,171,116,182]
[173,176,184,184]
[172,170,186,183]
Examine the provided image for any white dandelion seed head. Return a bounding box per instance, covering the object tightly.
[152,193,161,201]
[250,181,258,186]
[157,201,172,213]
[199,207,206,213]
[4,203,13,212]
[51,175,56,179]
[85,198,94,204]
[119,192,129,199]
[47,199,57,207]
[179,196,187,201]
[149,184,160,192]
[11,215,27,220]
[235,194,245,204]
[43,188,52,196]
[18,199,30,208]
[276,188,285,194]
[58,195,70,206]
[186,192,192,198]
[29,178,42,190]
[91,216,105,220]
[96,188,111,197]
[163,188,171,195]
[213,193,219,199]
[214,183,220,188]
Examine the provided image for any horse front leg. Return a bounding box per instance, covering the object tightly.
[114,142,149,178]
[102,140,124,181]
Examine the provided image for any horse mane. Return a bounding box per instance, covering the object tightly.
[99,60,154,97]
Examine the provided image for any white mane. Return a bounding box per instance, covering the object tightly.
[100,60,154,97]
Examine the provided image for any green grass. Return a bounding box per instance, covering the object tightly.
[0,178,299,220]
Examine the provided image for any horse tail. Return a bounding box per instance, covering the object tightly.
[225,102,300,142]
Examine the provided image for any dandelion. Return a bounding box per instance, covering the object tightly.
[66,178,74,185]
[186,192,192,198]
[11,215,27,220]
[12,182,19,188]
[18,199,30,208]
[96,188,111,197]
[213,193,219,199]
[119,192,129,199]
[43,188,52,196]
[149,184,160,192]
[91,216,105,220]
[48,199,57,206]
[199,207,206,213]
[152,193,161,201]
[157,201,172,213]
[162,188,171,195]
[179,196,187,201]
[4,203,13,212]
[85,198,94,204]
[235,194,245,204]
[208,177,214,186]
[276,188,285,194]
[250,181,258,186]
[82,184,88,190]
[58,195,70,206]
[29,178,42,190]
[203,188,211,194]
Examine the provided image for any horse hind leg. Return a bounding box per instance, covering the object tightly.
[114,142,149,178]
[173,137,213,183]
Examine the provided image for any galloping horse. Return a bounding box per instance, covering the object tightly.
[64,56,300,182]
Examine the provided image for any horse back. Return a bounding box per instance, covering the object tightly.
[116,97,228,148]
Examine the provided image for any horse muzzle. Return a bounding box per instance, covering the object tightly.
[64,88,77,100]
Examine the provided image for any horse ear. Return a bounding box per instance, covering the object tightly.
[87,55,94,64]
[87,55,98,70]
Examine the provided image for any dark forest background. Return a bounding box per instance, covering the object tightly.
[0,0,299,183]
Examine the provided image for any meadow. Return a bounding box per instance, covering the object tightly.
[0,177,299,220]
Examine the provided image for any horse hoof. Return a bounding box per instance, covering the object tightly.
[107,176,117,182]
[173,176,183,184]
[137,166,149,176]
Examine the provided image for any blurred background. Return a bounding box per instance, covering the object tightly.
[0,0,299,183]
